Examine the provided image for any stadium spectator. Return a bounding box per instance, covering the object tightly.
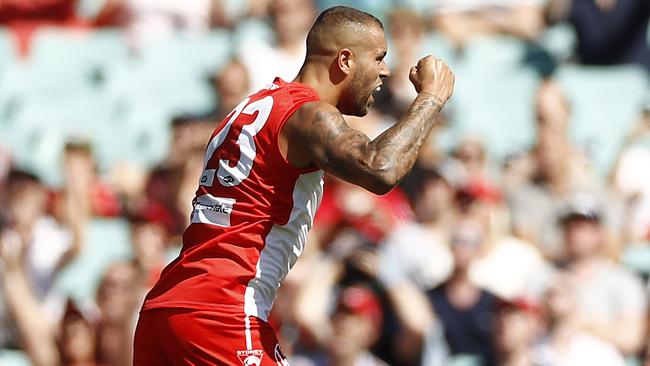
[546,0,650,72]
[2,252,143,366]
[0,146,12,187]
[0,229,60,366]
[547,194,648,355]
[425,218,501,366]
[0,169,82,326]
[292,249,384,365]
[533,275,626,365]
[611,103,650,243]
[376,163,459,364]
[378,165,456,293]
[375,9,426,120]
[238,0,316,91]
[450,135,493,185]
[135,166,185,237]
[431,0,544,49]
[494,298,543,366]
[458,184,550,301]
[59,299,100,366]
[505,80,618,259]
[312,176,413,251]
[173,146,206,233]
[61,140,121,218]
[157,113,225,237]
[95,261,143,366]
[128,209,170,288]
[211,59,252,120]
[293,283,387,366]
[166,114,216,170]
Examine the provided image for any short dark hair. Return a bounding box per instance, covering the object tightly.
[6,169,40,185]
[306,6,383,56]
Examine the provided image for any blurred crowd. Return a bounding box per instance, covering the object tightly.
[1,0,650,366]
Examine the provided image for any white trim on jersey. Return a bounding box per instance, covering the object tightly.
[243,170,324,321]
[244,315,253,350]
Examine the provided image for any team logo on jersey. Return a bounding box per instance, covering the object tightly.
[237,349,263,366]
[265,82,280,90]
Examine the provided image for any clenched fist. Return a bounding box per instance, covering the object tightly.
[409,55,455,102]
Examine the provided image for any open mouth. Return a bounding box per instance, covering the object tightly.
[367,83,382,107]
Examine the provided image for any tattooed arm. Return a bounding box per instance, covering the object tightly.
[286,56,454,194]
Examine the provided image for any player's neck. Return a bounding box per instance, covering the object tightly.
[294,62,342,107]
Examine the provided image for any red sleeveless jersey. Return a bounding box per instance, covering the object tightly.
[142,78,323,321]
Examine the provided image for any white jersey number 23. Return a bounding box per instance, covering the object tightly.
[199,96,274,187]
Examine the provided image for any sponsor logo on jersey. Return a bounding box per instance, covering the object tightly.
[237,349,263,366]
[191,194,236,227]
[194,202,231,214]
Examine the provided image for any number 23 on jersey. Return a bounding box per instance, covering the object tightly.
[199,96,274,188]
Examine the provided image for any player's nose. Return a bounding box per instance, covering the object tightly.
[380,61,391,78]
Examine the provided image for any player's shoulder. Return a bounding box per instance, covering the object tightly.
[287,99,340,127]
[297,99,337,113]
[266,78,318,99]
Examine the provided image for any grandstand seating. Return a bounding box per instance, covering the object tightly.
[0,350,30,366]
[233,19,275,46]
[556,64,649,174]
[23,28,121,97]
[0,28,16,76]
[103,30,230,122]
[447,37,540,161]
[0,28,19,134]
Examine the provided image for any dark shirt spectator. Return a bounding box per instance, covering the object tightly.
[427,285,499,366]
[548,0,650,71]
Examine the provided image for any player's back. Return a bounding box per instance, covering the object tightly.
[141,78,323,321]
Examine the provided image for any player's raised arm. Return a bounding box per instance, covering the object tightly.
[288,56,454,195]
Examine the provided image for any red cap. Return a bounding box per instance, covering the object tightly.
[497,297,542,316]
[129,201,174,234]
[460,179,502,203]
[336,285,383,329]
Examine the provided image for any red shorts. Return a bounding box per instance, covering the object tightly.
[133,308,289,366]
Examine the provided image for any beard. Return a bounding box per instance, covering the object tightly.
[341,71,375,117]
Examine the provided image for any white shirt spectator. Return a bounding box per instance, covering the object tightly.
[572,260,647,326]
[124,0,212,46]
[434,0,541,13]
[24,216,73,322]
[378,222,453,291]
[535,332,626,366]
[614,145,650,240]
[470,236,551,299]
[237,38,306,93]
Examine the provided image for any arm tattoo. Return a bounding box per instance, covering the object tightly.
[303,93,444,193]
[367,92,444,183]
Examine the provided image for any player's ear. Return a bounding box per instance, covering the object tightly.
[337,49,353,76]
